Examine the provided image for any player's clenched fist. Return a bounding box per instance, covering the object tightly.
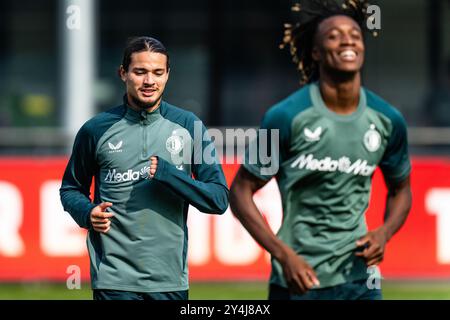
[149,156,158,178]
[90,202,114,233]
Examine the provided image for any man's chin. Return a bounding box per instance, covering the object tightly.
[132,95,160,109]
[333,64,362,72]
[140,98,157,106]
[336,62,364,73]
[325,66,361,80]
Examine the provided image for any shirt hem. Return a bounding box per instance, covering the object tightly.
[92,282,189,293]
[270,273,373,290]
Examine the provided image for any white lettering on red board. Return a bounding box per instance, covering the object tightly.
[426,188,450,264]
[0,182,24,256]
[40,181,86,256]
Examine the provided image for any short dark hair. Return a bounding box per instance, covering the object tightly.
[120,36,170,72]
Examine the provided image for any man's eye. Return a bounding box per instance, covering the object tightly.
[328,33,338,40]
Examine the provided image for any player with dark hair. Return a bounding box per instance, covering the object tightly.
[60,36,228,300]
[230,0,412,300]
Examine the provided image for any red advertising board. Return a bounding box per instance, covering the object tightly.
[0,157,450,281]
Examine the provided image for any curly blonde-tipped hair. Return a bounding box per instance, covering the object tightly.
[280,0,377,85]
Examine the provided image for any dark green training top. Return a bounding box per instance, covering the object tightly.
[60,98,229,293]
[244,82,411,289]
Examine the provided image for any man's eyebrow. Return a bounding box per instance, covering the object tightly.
[324,26,362,34]
[131,67,167,74]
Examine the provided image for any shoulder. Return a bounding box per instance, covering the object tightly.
[160,101,201,128]
[262,84,314,128]
[365,88,407,129]
[80,105,126,138]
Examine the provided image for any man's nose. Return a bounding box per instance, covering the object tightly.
[341,33,355,46]
[143,73,156,85]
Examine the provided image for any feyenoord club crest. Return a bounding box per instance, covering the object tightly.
[166,133,184,155]
[364,124,381,152]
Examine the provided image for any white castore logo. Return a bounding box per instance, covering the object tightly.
[108,141,123,153]
[304,127,322,142]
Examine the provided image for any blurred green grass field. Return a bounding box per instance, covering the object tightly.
[0,281,449,300]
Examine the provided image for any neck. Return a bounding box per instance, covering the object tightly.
[127,94,162,113]
[318,70,361,115]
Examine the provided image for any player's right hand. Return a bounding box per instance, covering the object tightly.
[90,202,114,234]
[279,247,320,295]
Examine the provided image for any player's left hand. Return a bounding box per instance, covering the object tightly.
[355,227,388,267]
[149,156,158,178]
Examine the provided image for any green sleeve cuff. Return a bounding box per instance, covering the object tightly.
[153,156,169,181]
[83,203,96,229]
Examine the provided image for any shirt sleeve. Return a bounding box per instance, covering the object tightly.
[152,121,229,214]
[59,124,97,229]
[379,111,412,184]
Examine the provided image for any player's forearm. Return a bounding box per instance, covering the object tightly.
[153,157,229,214]
[229,183,288,262]
[381,182,412,241]
[60,186,96,229]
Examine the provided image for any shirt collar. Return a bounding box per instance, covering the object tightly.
[310,82,366,122]
[122,94,163,125]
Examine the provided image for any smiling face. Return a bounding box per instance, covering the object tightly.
[119,50,169,111]
[312,15,365,76]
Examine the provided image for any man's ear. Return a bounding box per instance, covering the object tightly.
[118,65,127,82]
